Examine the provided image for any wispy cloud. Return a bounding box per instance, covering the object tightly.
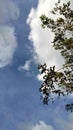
[18,60,31,71]
[55,114,73,130]
[0,0,19,24]
[0,0,19,68]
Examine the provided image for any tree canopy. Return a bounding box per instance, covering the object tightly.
[38,0,73,112]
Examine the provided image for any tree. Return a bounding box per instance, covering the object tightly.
[38,0,73,112]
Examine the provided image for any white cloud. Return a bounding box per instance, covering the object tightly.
[27,0,73,80]
[32,121,54,130]
[37,73,44,81]
[18,60,31,71]
[0,25,17,68]
[0,0,19,68]
[27,0,64,69]
[17,121,54,130]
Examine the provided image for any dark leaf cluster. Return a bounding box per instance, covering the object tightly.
[65,103,73,112]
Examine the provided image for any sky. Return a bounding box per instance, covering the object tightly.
[0,0,73,130]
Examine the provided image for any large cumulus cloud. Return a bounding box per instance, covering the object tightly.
[27,0,73,80]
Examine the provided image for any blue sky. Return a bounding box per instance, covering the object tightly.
[0,0,73,130]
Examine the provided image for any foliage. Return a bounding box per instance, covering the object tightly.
[39,0,73,111]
